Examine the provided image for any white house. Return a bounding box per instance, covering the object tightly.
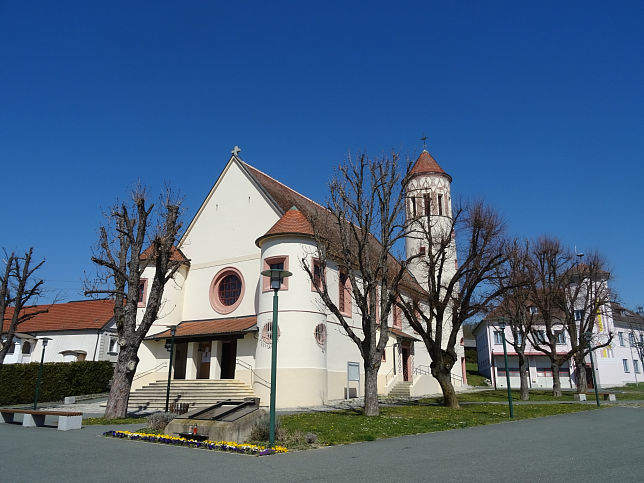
[1,299,118,364]
[474,300,643,390]
[132,148,466,408]
[610,303,644,384]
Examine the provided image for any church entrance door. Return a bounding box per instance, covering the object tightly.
[220,340,237,379]
[173,342,188,379]
[197,342,212,379]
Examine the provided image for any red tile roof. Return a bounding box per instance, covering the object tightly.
[409,150,451,181]
[2,299,114,333]
[140,245,190,264]
[148,316,258,339]
[256,206,314,247]
[242,162,427,297]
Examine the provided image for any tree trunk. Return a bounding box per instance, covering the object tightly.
[434,367,460,408]
[104,345,139,418]
[0,346,9,369]
[518,354,530,401]
[363,360,380,416]
[574,355,588,394]
[551,362,562,397]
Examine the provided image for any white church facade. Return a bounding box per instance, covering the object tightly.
[133,148,466,408]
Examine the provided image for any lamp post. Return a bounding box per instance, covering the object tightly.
[585,332,600,407]
[260,267,292,448]
[33,337,52,409]
[164,326,177,413]
[498,321,514,418]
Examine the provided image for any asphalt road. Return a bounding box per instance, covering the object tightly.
[0,407,641,482]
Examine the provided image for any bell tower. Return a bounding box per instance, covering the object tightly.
[405,141,455,289]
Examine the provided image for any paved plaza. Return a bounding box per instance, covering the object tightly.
[0,406,641,482]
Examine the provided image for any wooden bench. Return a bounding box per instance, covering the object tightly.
[0,408,83,431]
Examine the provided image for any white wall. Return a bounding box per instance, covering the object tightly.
[3,331,117,364]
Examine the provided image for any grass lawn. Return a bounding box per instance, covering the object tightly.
[279,403,598,446]
[465,361,489,387]
[419,386,644,404]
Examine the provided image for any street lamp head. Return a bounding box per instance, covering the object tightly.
[261,268,293,291]
[40,337,52,348]
[498,321,506,330]
[584,332,593,342]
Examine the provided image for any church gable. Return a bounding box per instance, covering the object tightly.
[179,156,282,265]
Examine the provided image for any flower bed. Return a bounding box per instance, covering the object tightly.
[103,430,288,456]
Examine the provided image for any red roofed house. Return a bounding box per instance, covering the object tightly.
[131,148,466,410]
[2,299,118,365]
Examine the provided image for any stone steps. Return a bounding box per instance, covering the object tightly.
[128,379,257,413]
[388,381,412,398]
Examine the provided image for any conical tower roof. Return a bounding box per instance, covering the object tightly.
[255,206,315,247]
[409,150,451,181]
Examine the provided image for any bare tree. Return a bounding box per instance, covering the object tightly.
[399,201,509,408]
[302,153,418,416]
[493,241,536,400]
[0,248,48,368]
[524,237,571,397]
[561,252,613,393]
[525,238,612,397]
[86,188,183,418]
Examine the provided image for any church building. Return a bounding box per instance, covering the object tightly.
[131,148,466,410]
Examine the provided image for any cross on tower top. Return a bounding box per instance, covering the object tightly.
[231,145,242,156]
[420,135,428,150]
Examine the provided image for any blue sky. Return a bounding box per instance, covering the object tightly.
[1,1,642,310]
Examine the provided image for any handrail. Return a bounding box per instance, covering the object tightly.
[385,367,396,385]
[384,367,402,394]
[414,364,431,375]
[134,362,167,381]
[236,358,271,389]
[450,372,463,384]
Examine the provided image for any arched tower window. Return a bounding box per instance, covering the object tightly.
[423,193,431,218]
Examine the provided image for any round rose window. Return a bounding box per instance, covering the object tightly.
[218,274,242,306]
[209,267,245,314]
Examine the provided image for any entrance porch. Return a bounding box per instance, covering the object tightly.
[143,315,258,384]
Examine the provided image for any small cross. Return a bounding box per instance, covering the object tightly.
[231,145,241,156]
[420,135,428,150]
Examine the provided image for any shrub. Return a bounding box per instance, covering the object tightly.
[0,361,113,405]
[147,412,175,431]
[249,413,285,442]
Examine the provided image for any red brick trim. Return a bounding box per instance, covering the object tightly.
[262,256,290,292]
[138,279,148,308]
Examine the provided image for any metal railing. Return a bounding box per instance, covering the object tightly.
[236,358,271,389]
[133,362,167,381]
[414,364,431,376]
